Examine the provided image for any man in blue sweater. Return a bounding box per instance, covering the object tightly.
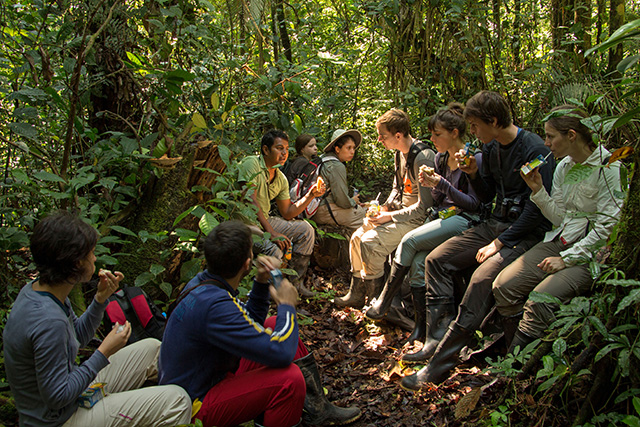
[159,221,360,427]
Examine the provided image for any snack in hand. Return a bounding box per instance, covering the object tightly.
[366,200,381,218]
[316,176,325,191]
[98,269,112,277]
[419,165,435,176]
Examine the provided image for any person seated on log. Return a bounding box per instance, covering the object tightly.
[400,91,555,390]
[492,105,624,352]
[283,133,320,185]
[311,129,367,233]
[335,109,436,309]
[364,103,482,361]
[3,211,192,427]
[158,220,361,427]
[238,129,326,297]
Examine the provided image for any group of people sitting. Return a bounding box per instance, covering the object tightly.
[3,90,624,427]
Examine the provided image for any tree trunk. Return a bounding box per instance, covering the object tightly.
[611,155,640,278]
[275,0,292,63]
[551,0,570,50]
[574,0,592,70]
[607,0,625,73]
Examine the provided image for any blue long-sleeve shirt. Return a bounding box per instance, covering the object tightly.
[158,270,299,400]
[3,281,109,426]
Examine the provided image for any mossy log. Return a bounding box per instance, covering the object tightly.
[115,141,226,296]
[312,225,351,271]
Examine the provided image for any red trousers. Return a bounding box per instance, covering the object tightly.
[196,316,308,427]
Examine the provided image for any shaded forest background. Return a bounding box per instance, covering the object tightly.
[1,0,640,425]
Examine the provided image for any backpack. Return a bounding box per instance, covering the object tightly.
[391,141,432,205]
[104,285,167,344]
[289,156,339,218]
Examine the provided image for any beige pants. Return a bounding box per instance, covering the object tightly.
[312,203,366,233]
[350,218,422,280]
[63,339,192,427]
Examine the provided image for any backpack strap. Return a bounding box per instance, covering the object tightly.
[167,278,226,318]
[406,141,429,181]
[395,141,430,196]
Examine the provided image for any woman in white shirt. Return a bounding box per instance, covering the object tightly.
[492,105,624,351]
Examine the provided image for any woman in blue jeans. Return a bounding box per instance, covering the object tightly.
[365,103,482,361]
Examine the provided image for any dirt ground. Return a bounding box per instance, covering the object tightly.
[298,267,509,427]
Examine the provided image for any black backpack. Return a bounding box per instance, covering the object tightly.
[104,285,166,344]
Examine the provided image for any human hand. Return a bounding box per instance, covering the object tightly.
[97,321,131,358]
[255,255,282,283]
[519,168,543,195]
[309,177,326,198]
[271,232,291,252]
[537,256,565,274]
[369,211,393,226]
[95,269,124,304]
[353,194,360,204]
[476,239,504,263]
[419,170,441,188]
[455,149,478,176]
[269,278,298,307]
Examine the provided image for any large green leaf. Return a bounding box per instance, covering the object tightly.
[563,164,594,185]
[9,122,38,140]
[33,171,66,183]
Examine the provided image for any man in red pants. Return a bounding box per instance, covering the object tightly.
[159,221,360,426]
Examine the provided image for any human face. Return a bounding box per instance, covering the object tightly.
[335,138,357,162]
[263,137,289,167]
[78,247,97,283]
[467,117,497,144]
[544,122,572,158]
[376,123,398,150]
[430,125,458,154]
[301,138,318,160]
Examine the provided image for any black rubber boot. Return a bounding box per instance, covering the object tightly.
[403,298,455,362]
[400,322,473,390]
[334,277,366,309]
[405,287,427,345]
[365,263,410,321]
[363,277,384,304]
[508,329,535,354]
[289,254,316,298]
[294,353,362,426]
[501,312,523,350]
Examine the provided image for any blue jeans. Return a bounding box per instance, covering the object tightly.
[394,214,475,288]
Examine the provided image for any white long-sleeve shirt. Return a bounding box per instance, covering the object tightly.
[530,145,624,265]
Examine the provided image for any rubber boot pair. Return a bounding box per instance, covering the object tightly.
[289,254,316,298]
[403,296,455,362]
[400,322,472,390]
[334,276,383,309]
[294,353,362,426]
[365,262,410,321]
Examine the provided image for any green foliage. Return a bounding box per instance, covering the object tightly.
[1,0,640,424]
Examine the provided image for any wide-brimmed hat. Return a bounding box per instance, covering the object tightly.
[323,129,362,153]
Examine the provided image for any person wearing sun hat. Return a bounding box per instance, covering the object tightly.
[311,129,366,232]
[335,110,437,310]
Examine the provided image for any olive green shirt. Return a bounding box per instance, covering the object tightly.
[319,153,354,209]
[238,155,290,218]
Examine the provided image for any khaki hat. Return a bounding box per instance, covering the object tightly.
[323,129,362,153]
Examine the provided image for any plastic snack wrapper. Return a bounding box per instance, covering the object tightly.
[78,383,107,408]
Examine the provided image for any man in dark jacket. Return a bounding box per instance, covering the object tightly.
[401,91,555,390]
[159,220,360,427]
